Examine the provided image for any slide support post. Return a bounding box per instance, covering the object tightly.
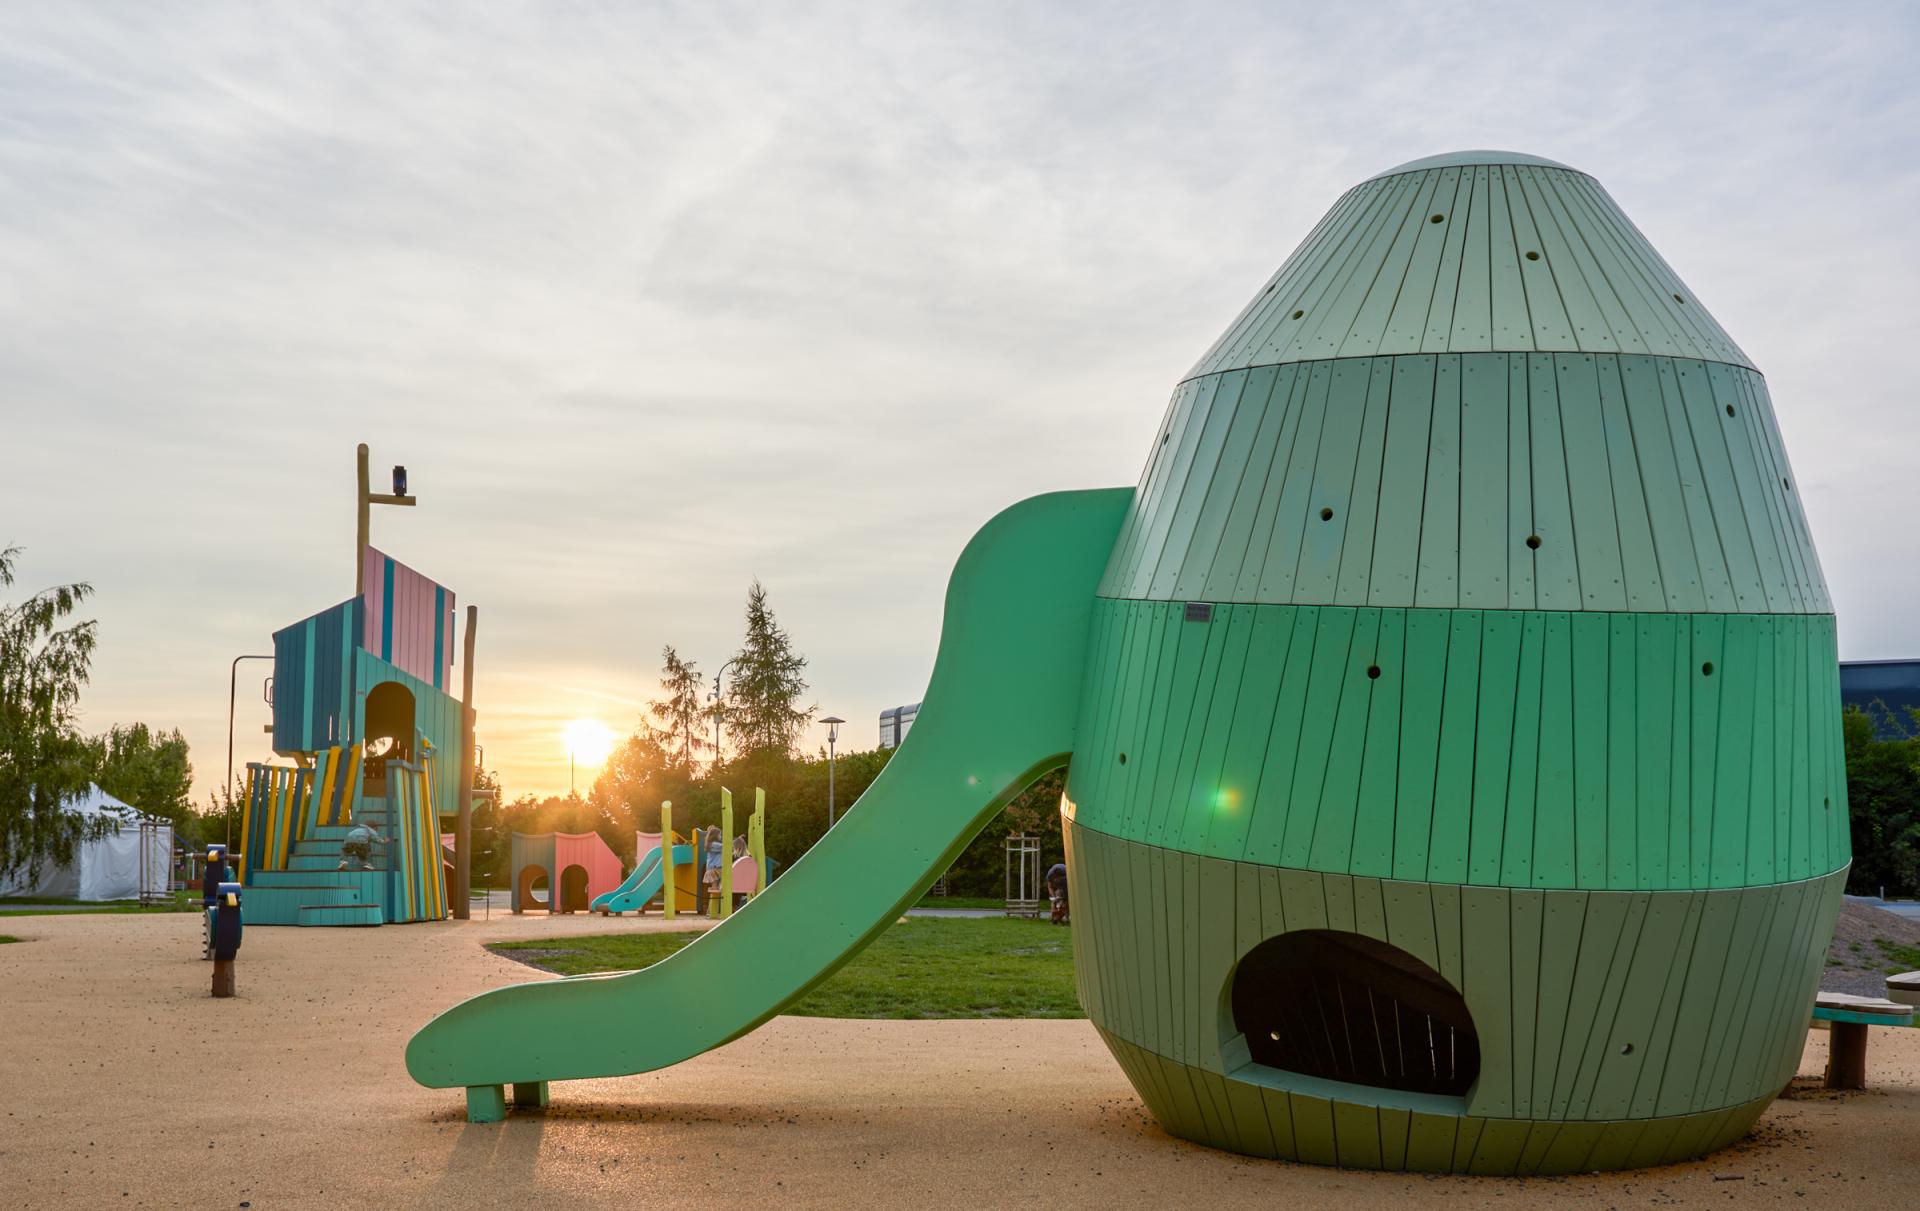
[660,801,676,919]
[751,787,767,898]
[719,787,733,918]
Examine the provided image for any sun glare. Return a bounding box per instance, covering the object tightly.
[564,718,617,767]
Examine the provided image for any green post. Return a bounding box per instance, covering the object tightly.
[750,787,767,898]
[719,787,733,918]
[659,800,676,919]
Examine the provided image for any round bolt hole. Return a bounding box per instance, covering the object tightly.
[1525,534,1542,550]
[1319,507,1334,521]
[1674,293,1686,304]
[1366,665,1382,680]
[1701,661,1715,676]
[1824,796,1831,809]
[1161,432,1170,444]
[1117,752,1127,765]
[1525,250,1540,261]
[1269,1030,1281,1041]
[1725,404,1736,417]
[1430,213,1445,223]
[1292,309,1305,319]
[1620,1043,1634,1056]
[1783,478,1791,490]
[1265,283,1277,293]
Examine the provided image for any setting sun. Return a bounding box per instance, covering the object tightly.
[563,718,617,767]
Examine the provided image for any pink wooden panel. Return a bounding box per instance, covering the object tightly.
[730,853,760,894]
[555,831,623,903]
[362,545,456,687]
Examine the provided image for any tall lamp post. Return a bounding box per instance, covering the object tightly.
[711,656,740,771]
[822,716,845,828]
[225,653,274,847]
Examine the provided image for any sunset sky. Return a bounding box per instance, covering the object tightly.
[4,2,1917,804]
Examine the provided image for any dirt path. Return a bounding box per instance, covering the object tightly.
[0,910,1914,1209]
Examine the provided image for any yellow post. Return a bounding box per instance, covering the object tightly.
[750,787,767,898]
[659,801,676,919]
[718,787,733,919]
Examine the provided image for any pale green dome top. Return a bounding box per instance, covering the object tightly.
[1368,149,1583,180]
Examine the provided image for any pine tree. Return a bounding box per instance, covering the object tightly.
[0,546,104,878]
[722,579,813,761]
[646,645,709,773]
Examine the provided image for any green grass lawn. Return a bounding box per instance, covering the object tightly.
[0,935,18,944]
[490,915,1083,1019]
[913,895,1006,911]
[0,894,198,916]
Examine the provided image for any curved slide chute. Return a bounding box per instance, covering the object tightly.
[407,487,1131,1117]
[589,842,692,916]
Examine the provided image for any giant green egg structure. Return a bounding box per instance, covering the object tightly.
[1062,150,1847,1173]
[406,151,1845,1176]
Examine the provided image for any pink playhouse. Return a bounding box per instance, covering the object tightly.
[509,831,622,913]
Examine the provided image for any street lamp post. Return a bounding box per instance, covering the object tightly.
[226,653,274,847]
[711,656,740,771]
[822,716,845,828]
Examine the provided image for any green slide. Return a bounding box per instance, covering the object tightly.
[406,487,1131,1119]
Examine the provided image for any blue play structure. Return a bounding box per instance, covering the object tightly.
[590,840,695,916]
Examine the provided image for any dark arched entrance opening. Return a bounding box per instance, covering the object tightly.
[516,866,550,912]
[1230,930,1479,1096]
[559,865,591,913]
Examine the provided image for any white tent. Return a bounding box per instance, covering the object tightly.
[0,784,173,901]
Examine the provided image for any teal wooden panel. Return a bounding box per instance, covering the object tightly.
[1247,361,1336,600]
[1687,615,1726,886]
[1183,608,1257,859]
[1547,891,1629,1116]
[1323,862,1357,933]
[1707,617,1758,888]
[1746,617,1779,884]
[1196,855,1235,1068]
[1337,168,1442,357]
[1405,1111,1459,1172]
[1650,892,1735,1116]
[1447,166,1495,352]
[1593,356,1667,609]
[1415,355,1463,606]
[1233,857,1263,962]
[1366,356,1437,605]
[1291,360,1375,601]
[1528,890,1587,1115]
[1333,1101,1385,1169]
[1351,609,1407,876]
[1499,613,1550,887]
[1392,609,1450,880]
[1422,168,1476,352]
[1469,612,1525,884]
[1484,164,1535,352]
[1565,892,1650,1118]
[1673,360,1765,611]
[1333,360,1396,604]
[1140,606,1213,847]
[1306,608,1379,872]
[1124,376,1224,597]
[1515,169,1616,350]
[1703,362,1789,611]
[1555,356,1629,609]
[1311,172,1427,361]
[1607,615,1640,889]
[1379,1106,1413,1171]
[1288,1092,1339,1167]
[1505,355,1537,607]
[1211,607,1297,863]
[1278,866,1327,931]
[1180,848,1202,1064]
[1203,364,1301,601]
[1148,370,1251,600]
[1508,889,1545,1117]
[1461,886,1515,1116]
[1172,365,1280,599]
[1717,366,1804,610]
[1682,886,1771,1112]
[1526,355,1583,609]
[1426,610,1483,884]
[1142,833,1170,1057]
[1384,166,1464,349]
[1503,166,1575,347]
[1664,361,1741,608]
[1277,607,1351,867]
[1431,880,1464,991]
[1457,354,1509,606]
[1570,612,1610,888]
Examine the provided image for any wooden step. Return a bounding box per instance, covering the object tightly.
[297,903,383,927]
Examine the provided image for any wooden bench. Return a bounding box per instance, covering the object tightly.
[1811,991,1915,1089]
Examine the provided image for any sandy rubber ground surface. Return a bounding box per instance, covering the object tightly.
[1,909,1915,1210]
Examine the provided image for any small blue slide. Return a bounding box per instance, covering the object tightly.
[590,843,693,915]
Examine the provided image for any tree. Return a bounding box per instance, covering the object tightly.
[1843,705,1920,897]
[646,646,710,773]
[721,579,813,761]
[92,722,194,827]
[0,546,103,879]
